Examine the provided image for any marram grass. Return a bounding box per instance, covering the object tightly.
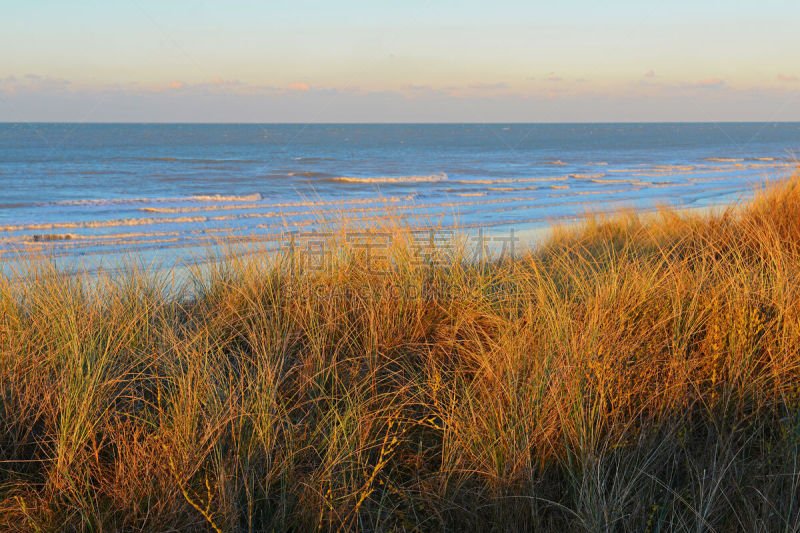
[3,177,800,531]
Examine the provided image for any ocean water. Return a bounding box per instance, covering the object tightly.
[1,123,798,273]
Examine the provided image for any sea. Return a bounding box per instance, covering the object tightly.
[1,123,798,274]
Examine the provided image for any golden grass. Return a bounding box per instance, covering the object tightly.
[3,176,800,531]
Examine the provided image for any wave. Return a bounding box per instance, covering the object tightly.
[606,165,699,174]
[0,192,609,234]
[483,183,567,192]
[569,173,606,179]
[6,183,739,245]
[49,198,161,207]
[453,176,569,185]
[189,193,263,202]
[54,193,269,208]
[642,181,685,188]
[707,157,744,162]
[48,193,264,207]
[329,173,448,184]
[589,178,642,184]
[287,171,335,178]
[0,216,211,233]
[139,195,415,214]
[487,186,540,192]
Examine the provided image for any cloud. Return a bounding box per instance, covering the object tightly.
[546,73,563,82]
[778,74,799,83]
[191,78,252,93]
[5,72,800,122]
[139,78,272,95]
[468,82,509,90]
[399,84,456,99]
[682,77,726,90]
[288,81,310,92]
[1,74,70,94]
[402,83,430,91]
[644,70,656,78]
[208,77,244,88]
[147,80,187,93]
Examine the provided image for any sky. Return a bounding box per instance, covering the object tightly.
[2,0,800,122]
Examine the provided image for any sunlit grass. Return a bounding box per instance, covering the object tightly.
[2,176,800,531]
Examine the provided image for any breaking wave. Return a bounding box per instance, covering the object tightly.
[46,193,264,207]
[453,176,568,185]
[189,193,263,202]
[329,173,448,184]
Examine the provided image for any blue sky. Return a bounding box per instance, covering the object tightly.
[2,0,799,121]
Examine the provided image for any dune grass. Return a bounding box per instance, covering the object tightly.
[3,177,800,531]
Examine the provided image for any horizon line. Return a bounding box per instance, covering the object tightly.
[3,120,800,126]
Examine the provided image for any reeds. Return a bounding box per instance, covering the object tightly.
[2,177,800,531]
